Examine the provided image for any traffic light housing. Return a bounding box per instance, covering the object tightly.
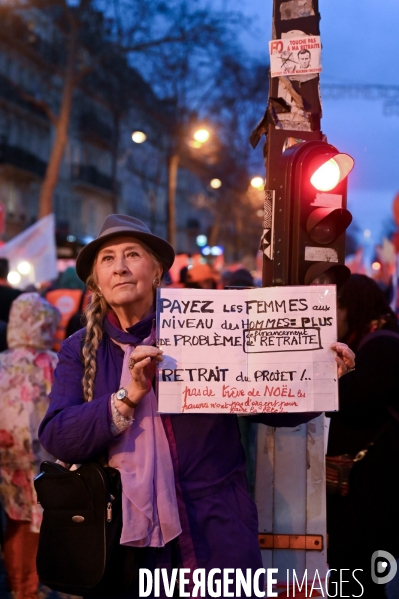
[272,140,354,286]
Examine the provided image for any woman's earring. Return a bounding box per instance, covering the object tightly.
[153,277,160,289]
[97,287,103,298]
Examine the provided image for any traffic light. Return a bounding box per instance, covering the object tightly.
[272,140,354,286]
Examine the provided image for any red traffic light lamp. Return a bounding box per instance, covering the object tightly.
[272,140,354,286]
[309,153,354,192]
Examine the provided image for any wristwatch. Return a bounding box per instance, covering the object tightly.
[114,388,139,409]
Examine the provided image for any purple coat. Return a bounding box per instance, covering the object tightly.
[39,317,317,598]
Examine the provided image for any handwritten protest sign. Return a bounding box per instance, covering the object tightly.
[156,286,338,414]
[269,36,322,78]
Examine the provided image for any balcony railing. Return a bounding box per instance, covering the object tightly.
[78,112,113,148]
[0,142,47,177]
[0,74,48,119]
[71,163,114,192]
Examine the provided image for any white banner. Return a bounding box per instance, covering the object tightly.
[156,286,338,414]
[0,214,58,285]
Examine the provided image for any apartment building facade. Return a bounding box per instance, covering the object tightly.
[0,5,214,255]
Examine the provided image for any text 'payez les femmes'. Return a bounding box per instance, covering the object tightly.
[159,298,330,315]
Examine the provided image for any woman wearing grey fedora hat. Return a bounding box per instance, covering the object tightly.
[39,214,354,598]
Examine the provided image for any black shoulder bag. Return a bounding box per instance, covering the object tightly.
[34,460,138,597]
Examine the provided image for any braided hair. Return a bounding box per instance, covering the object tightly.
[82,274,109,402]
[81,240,167,402]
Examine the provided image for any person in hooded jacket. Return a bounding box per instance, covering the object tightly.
[0,293,60,599]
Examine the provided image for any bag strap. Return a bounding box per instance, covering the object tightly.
[353,414,397,463]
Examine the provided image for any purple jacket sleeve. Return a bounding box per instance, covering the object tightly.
[38,335,116,463]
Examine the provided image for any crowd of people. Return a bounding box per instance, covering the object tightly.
[0,215,397,598]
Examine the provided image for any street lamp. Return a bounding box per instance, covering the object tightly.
[210,178,222,189]
[17,261,32,275]
[250,176,264,190]
[7,271,21,286]
[131,131,147,143]
[167,126,211,248]
[193,129,210,143]
[196,234,208,247]
[130,125,212,249]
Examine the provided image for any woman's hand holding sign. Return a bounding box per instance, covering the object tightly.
[115,347,164,418]
[330,342,355,378]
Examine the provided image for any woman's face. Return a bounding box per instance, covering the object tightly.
[337,304,349,341]
[93,236,162,313]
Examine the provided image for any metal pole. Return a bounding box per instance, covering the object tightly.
[262,0,322,287]
[167,151,179,248]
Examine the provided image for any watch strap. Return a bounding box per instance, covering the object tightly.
[121,395,140,409]
[114,389,140,409]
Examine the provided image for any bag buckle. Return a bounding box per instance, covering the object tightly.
[353,449,368,462]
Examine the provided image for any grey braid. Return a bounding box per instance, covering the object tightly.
[82,274,109,402]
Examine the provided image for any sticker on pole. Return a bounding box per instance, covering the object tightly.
[269,36,322,78]
[305,247,338,262]
[156,286,339,414]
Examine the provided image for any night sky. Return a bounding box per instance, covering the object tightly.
[239,0,399,259]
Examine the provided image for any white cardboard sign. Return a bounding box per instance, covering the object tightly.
[269,36,322,78]
[156,286,338,414]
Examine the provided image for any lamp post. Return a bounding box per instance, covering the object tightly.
[167,148,180,248]
[132,125,211,249]
[166,126,211,249]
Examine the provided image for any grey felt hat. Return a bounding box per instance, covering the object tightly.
[75,214,175,282]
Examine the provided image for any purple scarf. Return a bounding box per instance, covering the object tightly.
[106,314,181,547]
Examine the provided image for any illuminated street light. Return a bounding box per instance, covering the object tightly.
[188,140,203,148]
[131,131,147,143]
[193,129,210,143]
[17,261,31,275]
[196,235,208,247]
[210,178,222,189]
[251,176,264,190]
[371,261,381,271]
[168,126,211,247]
[8,271,21,286]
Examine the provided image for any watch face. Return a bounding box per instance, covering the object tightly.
[116,388,126,400]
